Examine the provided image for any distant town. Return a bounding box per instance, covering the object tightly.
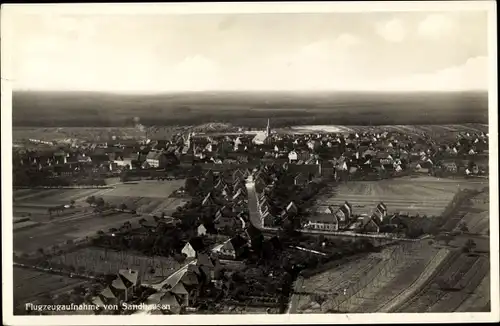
[13,121,490,315]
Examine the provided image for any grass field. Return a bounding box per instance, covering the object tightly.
[316,176,488,217]
[50,247,186,283]
[13,267,89,307]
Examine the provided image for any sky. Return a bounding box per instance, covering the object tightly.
[7,8,490,93]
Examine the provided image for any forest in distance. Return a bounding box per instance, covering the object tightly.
[12,90,488,128]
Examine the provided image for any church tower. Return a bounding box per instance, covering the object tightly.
[266,118,271,137]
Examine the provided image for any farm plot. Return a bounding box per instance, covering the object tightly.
[13,212,143,254]
[293,242,446,313]
[294,255,384,313]
[14,188,104,205]
[394,252,489,313]
[102,180,185,198]
[13,267,89,307]
[456,271,491,312]
[316,177,488,217]
[50,247,184,283]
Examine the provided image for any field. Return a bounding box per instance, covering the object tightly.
[13,212,146,254]
[50,247,185,284]
[12,180,186,254]
[290,124,488,139]
[315,176,489,217]
[291,242,448,313]
[13,267,89,308]
[393,251,490,313]
[99,180,187,215]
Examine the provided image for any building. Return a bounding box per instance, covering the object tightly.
[181,238,205,258]
[219,235,247,259]
[304,213,339,231]
[197,224,207,236]
[334,201,353,226]
[373,202,388,222]
[252,119,272,145]
[110,269,141,302]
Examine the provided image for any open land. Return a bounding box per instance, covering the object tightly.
[12,91,487,128]
[315,176,489,217]
[13,180,186,255]
[13,267,89,308]
[50,247,185,283]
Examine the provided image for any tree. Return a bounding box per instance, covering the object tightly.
[119,203,127,212]
[459,222,469,233]
[86,196,96,206]
[463,239,476,253]
[70,200,76,206]
[95,197,105,208]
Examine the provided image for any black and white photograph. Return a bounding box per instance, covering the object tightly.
[1,2,498,325]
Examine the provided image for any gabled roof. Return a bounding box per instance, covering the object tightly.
[286,201,298,213]
[159,292,181,312]
[197,253,215,268]
[170,281,189,295]
[118,269,140,286]
[202,192,214,206]
[245,224,262,240]
[100,286,118,300]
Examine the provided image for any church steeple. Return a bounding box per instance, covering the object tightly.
[266,118,271,137]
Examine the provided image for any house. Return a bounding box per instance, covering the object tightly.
[232,188,246,202]
[197,224,207,236]
[304,213,339,231]
[93,286,119,308]
[362,216,381,233]
[286,201,299,215]
[294,173,309,186]
[147,291,182,315]
[262,211,276,227]
[111,269,141,302]
[334,202,353,226]
[219,235,247,259]
[245,225,264,250]
[373,202,388,222]
[233,169,245,181]
[181,237,206,258]
[201,192,215,207]
[288,150,298,163]
[164,269,200,307]
[442,162,458,173]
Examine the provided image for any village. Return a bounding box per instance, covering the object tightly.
[12,122,490,315]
